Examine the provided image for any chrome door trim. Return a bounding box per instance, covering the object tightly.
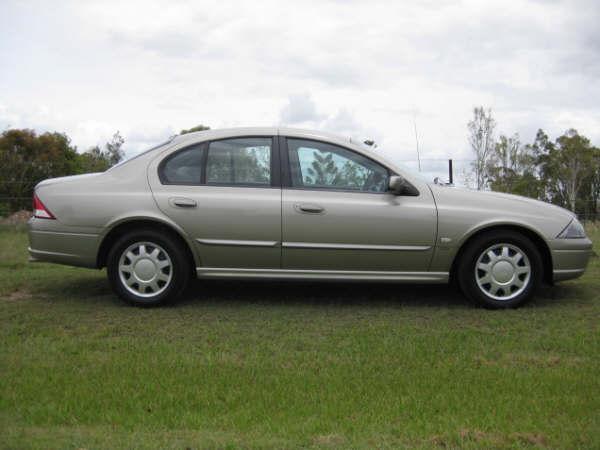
[197,267,448,282]
[29,230,99,238]
[281,242,431,251]
[196,238,279,247]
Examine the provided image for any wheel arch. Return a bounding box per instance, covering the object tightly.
[449,223,553,285]
[96,216,199,271]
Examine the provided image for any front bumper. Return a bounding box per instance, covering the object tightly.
[550,237,593,282]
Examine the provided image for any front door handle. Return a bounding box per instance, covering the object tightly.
[169,197,197,208]
[294,203,324,214]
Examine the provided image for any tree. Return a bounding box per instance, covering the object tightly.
[105,131,125,166]
[304,150,339,185]
[0,128,129,214]
[487,133,540,198]
[78,145,111,173]
[180,124,210,135]
[468,107,496,190]
[579,147,600,220]
[538,129,597,212]
[0,129,79,211]
[527,129,554,202]
[339,159,368,188]
[77,132,125,173]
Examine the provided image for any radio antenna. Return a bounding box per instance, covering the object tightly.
[412,110,422,172]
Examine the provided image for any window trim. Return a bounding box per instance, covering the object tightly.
[158,136,280,189]
[281,136,413,195]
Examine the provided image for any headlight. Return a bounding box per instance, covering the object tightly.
[557,218,586,239]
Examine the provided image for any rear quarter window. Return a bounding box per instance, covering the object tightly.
[159,145,204,184]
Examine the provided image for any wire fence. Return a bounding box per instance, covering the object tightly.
[1,158,598,222]
[0,197,31,219]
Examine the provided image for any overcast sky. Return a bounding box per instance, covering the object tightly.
[1,0,599,178]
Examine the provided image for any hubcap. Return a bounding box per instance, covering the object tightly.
[475,243,531,301]
[118,242,172,297]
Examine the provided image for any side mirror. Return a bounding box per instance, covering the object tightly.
[388,175,405,195]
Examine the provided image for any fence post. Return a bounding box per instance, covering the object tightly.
[448,159,453,185]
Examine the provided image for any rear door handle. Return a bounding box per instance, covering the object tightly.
[294,203,324,214]
[169,197,197,208]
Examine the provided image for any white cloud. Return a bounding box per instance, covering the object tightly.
[0,0,598,179]
[278,94,381,148]
[279,93,324,125]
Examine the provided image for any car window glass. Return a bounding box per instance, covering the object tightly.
[207,138,271,185]
[161,145,203,184]
[288,139,388,192]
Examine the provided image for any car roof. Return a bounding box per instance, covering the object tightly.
[172,127,359,149]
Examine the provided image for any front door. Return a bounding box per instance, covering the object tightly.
[281,138,437,272]
[149,136,281,269]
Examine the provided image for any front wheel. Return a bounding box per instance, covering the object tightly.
[457,230,543,309]
[107,229,190,306]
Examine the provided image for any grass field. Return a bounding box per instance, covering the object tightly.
[1,225,599,449]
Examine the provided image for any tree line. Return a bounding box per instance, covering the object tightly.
[0,129,125,212]
[468,107,599,220]
[0,119,598,220]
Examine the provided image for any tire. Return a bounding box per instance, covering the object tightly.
[106,228,191,306]
[456,230,543,309]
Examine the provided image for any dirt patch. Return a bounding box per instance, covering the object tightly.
[3,290,33,302]
[430,429,549,448]
[429,434,449,447]
[460,428,502,445]
[511,432,549,447]
[312,433,346,447]
[475,353,584,368]
[0,210,32,225]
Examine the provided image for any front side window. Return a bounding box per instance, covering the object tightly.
[160,145,203,184]
[288,139,389,192]
[206,138,271,185]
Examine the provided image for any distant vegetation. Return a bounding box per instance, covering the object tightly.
[468,107,599,220]
[0,129,125,212]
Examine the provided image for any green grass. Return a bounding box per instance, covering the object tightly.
[1,225,599,449]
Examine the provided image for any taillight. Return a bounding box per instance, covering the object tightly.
[33,193,56,219]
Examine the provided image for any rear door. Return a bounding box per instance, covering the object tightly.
[281,137,437,272]
[148,136,281,269]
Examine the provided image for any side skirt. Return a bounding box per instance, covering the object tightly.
[196,267,449,283]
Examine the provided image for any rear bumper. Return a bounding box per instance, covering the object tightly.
[28,218,100,268]
[550,237,593,282]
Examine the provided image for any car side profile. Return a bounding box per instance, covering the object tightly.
[28,127,592,308]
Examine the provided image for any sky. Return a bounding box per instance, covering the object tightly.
[1,0,599,181]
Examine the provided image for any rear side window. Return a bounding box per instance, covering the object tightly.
[206,138,271,186]
[160,145,203,184]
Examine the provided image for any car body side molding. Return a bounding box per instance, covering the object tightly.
[197,238,279,247]
[282,242,431,251]
[196,267,448,282]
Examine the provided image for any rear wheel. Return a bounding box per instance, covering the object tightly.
[107,229,190,306]
[457,230,543,308]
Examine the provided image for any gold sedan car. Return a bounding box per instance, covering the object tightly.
[28,128,592,308]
